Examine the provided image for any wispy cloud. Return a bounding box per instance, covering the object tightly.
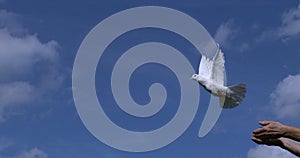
[0,10,65,122]
[278,3,300,39]
[214,19,249,52]
[0,137,47,158]
[0,29,59,82]
[0,10,25,35]
[259,3,300,42]
[13,148,48,158]
[270,73,300,119]
[247,145,297,158]
[217,3,300,51]
[214,19,237,48]
[0,82,36,122]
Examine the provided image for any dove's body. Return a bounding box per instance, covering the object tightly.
[196,77,227,97]
[191,47,246,108]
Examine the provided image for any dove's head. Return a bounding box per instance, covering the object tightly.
[190,74,198,81]
[191,74,206,85]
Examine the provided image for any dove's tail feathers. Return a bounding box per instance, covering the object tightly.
[222,83,246,109]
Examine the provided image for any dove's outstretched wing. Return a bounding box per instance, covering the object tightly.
[211,48,225,86]
[198,47,225,86]
[198,53,213,79]
[211,48,226,108]
[198,47,226,108]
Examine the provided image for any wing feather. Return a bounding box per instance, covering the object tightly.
[198,54,213,79]
[211,48,225,86]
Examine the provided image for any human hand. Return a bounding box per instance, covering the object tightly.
[251,137,284,147]
[253,121,300,157]
[253,121,287,140]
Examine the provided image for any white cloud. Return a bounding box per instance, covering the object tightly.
[0,10,25,34]
[278,4,300,38]
[0,29,59,82]
[0,82,36,122]
[0,10,64,122]
[0,9,59,83]
[0,137,47,158]
[247,145,297,158]
[13,148,48,158]
[259,3,300,41]
[214,20,250,52]
[214,19,237,48]
[270,73,300,119]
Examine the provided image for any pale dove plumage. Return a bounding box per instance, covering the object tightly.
[191,47,246,108]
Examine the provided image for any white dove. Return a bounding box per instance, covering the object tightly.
[191,47,246,108]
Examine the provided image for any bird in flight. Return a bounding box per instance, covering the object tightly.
[191,46,246,108]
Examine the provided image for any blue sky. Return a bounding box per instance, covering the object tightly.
[1,0,300,158]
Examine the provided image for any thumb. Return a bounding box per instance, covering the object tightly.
[259,121,272,126]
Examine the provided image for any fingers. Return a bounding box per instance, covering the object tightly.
[253,127,265,134]
[252,121,285,147]
[253,121,279,139]
[252,137,263,144]
[253,133,276,140]
[254,121,276,134]
[252,137,283,147]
